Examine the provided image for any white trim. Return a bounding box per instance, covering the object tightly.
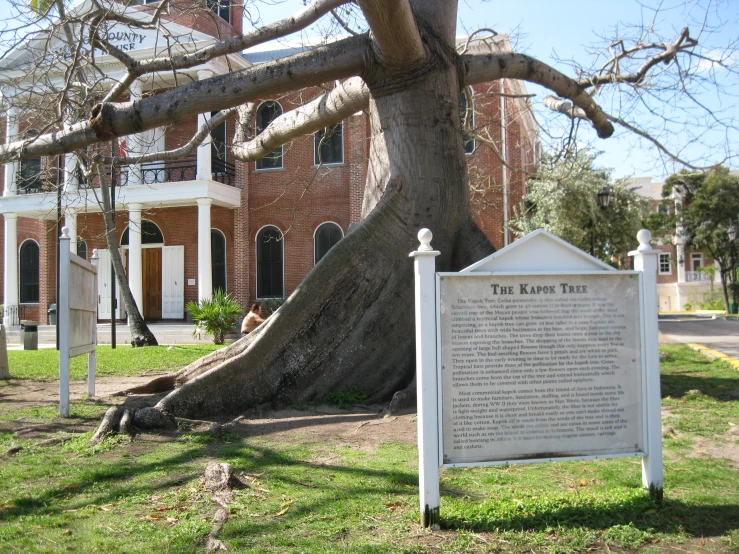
[313,121,345,166]
[255,224,285,299]
[211,227,228,293]
[255,101,284,171]
[313,221,344,265]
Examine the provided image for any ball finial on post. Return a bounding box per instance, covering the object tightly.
[61,227,70,239]
[637,229,652,251]
[418,228,434,252]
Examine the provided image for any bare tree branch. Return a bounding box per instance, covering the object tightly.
[233,77,369,162]
[0,35,369,163]
[103,0,351,102]
[463,52,614,138]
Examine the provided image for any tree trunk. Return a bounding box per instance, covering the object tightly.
[96,169,158,347]
[133,21,494,423]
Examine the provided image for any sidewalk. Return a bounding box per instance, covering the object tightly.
[659,317,739,369]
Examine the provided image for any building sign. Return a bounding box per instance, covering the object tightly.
[438,273,644,465]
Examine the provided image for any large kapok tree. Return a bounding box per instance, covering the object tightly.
[0,0,734,428]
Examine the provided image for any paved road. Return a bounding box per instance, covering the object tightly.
[659,318,739,359]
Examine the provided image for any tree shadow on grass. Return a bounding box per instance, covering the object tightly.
[661,373,739,400]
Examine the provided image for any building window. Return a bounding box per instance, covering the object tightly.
[691,253,703,271]
[659,253,671,275]
[18,129,42,192]
[121,220,164,245]
[19,240,39,304]
[657,203,668,214]
[211,113,227,175]
[77,238,88,261]
[207,0,230,22]
[458,90,475,154]
[256,226,283,298]
[314,222,343,264]
[255,101,283,170]
[211,229,227,294]
[314,123,343,165]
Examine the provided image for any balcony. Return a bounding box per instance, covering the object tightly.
[685,271,715,283]
[116,156,237,187]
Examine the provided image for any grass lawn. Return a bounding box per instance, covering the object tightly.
[0,344,738,553]
[5,344,224,380]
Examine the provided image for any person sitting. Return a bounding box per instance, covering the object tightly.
[241,302,266,334]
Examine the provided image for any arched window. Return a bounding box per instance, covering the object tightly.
[18,129,42,192]
[19,240,39,303]
[76,238,88,260]
[314,222,343,265]
[121,220,164,245]
[458,91,475,155]
[256,226,283,298]
[255,101,283,170]
[211,229,227,294]
[314,122,343,165]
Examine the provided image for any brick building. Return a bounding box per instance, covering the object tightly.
[0,1,538,325]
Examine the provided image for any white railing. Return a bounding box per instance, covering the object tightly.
[685,271,714,283]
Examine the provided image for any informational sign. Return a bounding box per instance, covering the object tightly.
[438,273,645,466]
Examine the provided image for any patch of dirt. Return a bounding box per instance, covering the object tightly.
[687,436,739,469]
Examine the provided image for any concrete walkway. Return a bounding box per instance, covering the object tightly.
[5,322,233,347]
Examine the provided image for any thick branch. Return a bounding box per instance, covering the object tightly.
[357,0,425,68]
[463,52,614,138]
[233,78,369,162]
[94,108,237,165]
[104,0,350,102]
[0,36,368,163]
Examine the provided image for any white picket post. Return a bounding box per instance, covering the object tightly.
[409,228,441,528]
[89,250,99,397]
[59,228,71,418]
[630,229,664,499]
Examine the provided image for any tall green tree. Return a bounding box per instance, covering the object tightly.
[656,167,739,313]
[509,152,650,267]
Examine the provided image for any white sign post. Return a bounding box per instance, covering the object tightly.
[411,228,663,527]
[59,228,99,418]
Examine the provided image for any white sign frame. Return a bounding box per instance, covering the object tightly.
[409,228,664,528]
[59,228,99,418]
[435,270,649,468]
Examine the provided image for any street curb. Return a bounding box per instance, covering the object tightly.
[686,343,739,370]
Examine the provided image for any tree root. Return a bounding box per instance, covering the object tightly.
[203,462,245,553]
[90,406,124,445]
[385,376,417,416]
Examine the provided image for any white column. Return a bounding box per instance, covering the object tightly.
[128,203,144,313]
[4,107,18,196]
[3,213,18,325]
[127,80,145,187]
[196,70,214,181]
[629,229,664,500]
[59,227,71,417]
[197,198,213,301]
[64,210,77,253]
[64,153,79,192]
[409,228,441,529]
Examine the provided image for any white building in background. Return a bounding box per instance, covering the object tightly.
[631,177,721,312]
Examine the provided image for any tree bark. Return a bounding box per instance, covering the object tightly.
[134,10,495,422]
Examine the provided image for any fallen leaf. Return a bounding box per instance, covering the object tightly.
[275,506,290,517]
[140,514,164,521]
[96,504,112,512]
[166,517,178,524]
[153,507,171,512]
[188,488,198,493]
[578,479,588,487]
[62,529,72,536]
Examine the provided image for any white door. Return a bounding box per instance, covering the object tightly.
[162,245,184,318]
[96,249,126,320]
[659,296,671,312]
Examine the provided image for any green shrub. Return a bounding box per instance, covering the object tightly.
[326,386,367,409]
[186,289,244,345]
[261,297,286,315]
